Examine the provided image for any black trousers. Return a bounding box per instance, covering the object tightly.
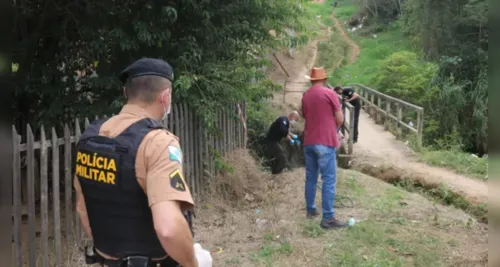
[264,140,286,174]
[353,103,361,142]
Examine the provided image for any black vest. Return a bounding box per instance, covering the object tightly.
[75,118,184,260]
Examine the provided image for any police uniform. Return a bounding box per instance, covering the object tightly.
[339,87,361,143]
[73,58,194,267]
[264,116,290,174]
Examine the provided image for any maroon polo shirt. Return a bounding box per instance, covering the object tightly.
[301,84,341,148]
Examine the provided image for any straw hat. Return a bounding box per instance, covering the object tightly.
[308,67,328,81]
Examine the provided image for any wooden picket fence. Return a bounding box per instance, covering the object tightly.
[12,102,247,267]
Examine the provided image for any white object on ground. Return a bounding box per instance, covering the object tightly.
[348,217,356,227]
[194,243,213,267]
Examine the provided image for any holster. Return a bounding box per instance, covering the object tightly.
[84,246,180,267]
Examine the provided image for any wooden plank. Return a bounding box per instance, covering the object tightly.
[74,119,82,245]
[341,103,346,136]
[354,84,424,111]
[235,105,241,148]
[18,136,79,152]
[225,111,229,154]
[369,93,375,117]
[348,106,355,154]
[196,116,204,194]
[417,109,424,148]
[363,101,417,133]
[26,125,36,267]
[232,110,236,150]
[396,104,403,139]
[385,101,391,130]
[184,103,194,194]
[168,108,174,132]
[64,124,73,247]
[242,101,248,148]
[51,128,62,267]
[181,104,188,179]
[39,126,49,267]
[376,96,382,124]
[12,126,22,267]
[223,111,228,155]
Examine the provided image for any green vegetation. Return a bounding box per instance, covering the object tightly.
[420,150,488,180]
[330,24,414,85]
[14,0,307,128]
[324,0,488,175]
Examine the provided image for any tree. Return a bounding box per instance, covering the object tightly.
[13,0,308,129]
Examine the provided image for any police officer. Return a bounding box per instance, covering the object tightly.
[73,58,198,267]
[263,111,300,174]
[334,86,361,143]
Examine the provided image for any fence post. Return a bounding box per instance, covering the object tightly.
[12,126,22,267]
[348,106,355,155]
[376,97,382,124]
[341,103,346,136]
[396,104,403,139]
[74,119,82,244]
[40,126,49,267]
[417,109,424,148]
[51,128,63,267]
[26,125,36,267]
[369,93,375,116]
[64,124,74,248]
[384,100,391,131]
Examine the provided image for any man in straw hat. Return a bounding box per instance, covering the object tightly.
[301,67,347,229]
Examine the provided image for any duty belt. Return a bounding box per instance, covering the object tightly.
[85,246,180,267]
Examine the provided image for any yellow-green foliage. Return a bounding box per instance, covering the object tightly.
[371,51,439,106]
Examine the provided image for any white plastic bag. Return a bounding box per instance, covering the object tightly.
[194,243,213,267]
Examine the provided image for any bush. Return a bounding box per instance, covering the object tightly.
[371,51,439,106]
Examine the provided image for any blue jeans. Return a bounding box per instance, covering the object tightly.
[304,145,337,220]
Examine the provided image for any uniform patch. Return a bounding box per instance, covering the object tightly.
[168,145,183,164]
[169,169,186,192]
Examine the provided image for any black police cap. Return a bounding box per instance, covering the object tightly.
[119,58,174,83]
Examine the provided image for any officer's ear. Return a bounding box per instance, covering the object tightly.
[159,88,170,104]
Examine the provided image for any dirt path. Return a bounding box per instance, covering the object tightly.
[332,15,360,64]
[351,110,489,204]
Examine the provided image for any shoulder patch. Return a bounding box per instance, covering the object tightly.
[168,145,183,164]
[169,169,186,192]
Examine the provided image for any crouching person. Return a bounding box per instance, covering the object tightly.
[263,111,301,174]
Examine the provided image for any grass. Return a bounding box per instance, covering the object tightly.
[420,149,488,180]
[304,0,335,26]
[195,149,487,266]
